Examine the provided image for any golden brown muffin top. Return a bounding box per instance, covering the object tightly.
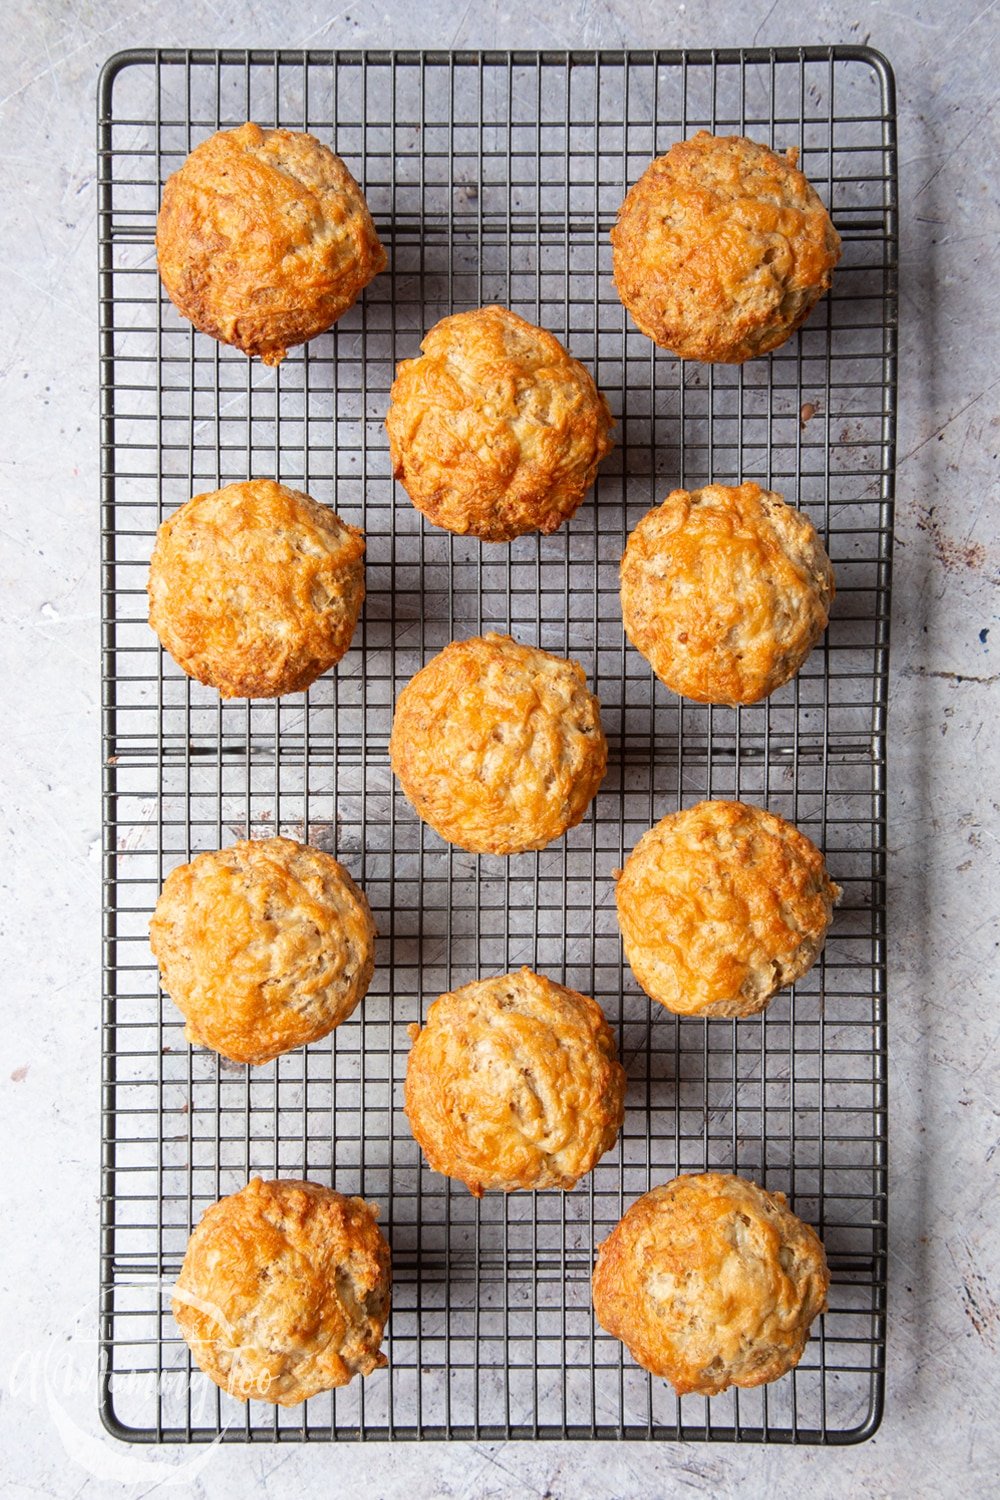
[156,122,386,364]
[611,132,841,362]
[150,837,375,1065]
[404,967,626,1195]
[592,1172,829,1396]
[173,1178,391,1405]
[615,800,839,1018]
[389,632,607,855]
[148,479,365,700]
[619,482,834,706]
[385,305,613,541]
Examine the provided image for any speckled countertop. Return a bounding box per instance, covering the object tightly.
[2,1,998,1496]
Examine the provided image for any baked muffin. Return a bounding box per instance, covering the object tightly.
[150,837,375,1064]
[404,967,626,1195]
[616,800,839,1018]
[157,122,386,365]
[173,1178,390,1405]
[389,633,607,854]
[611,132,841,362]
[148,479,365,699]
[592,1173,829,1396]
[385,305,613,541]
[620,482,834,705]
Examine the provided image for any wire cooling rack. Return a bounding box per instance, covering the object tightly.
[99,46,896,1445]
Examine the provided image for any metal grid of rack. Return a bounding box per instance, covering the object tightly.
[99,47,895,1444]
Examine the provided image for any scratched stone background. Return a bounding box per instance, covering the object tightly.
[1,2,997,1497]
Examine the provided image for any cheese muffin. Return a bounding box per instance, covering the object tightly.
[611,132,841,362]
[173,1178,390,1405]
[385,305,613,541]
[616,800,839,1018]
[157,122,385,365]
[619,482,834,705]
[150,837,375,1065]
[389,633,607,854]
[592,1172,829,1396]
[148,479,365,699]
[404,968,626,1195]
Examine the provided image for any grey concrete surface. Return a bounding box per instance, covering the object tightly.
[1,1,998,1496]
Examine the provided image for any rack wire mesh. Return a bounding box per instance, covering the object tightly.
[99,46,895,1445]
